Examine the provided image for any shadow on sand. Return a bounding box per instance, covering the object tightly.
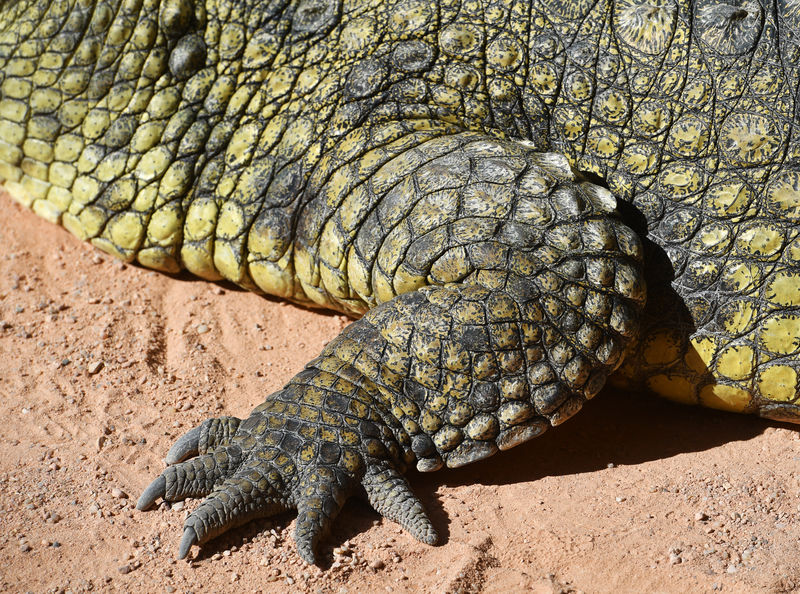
[191,388,777,565]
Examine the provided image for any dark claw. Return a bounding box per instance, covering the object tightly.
[136,475,166,511]
[362,466,438,545]
[296,538,316,565]
[178,526,199,560]
[165,425,202,464]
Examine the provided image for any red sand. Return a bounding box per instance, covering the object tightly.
[2,192,799,593]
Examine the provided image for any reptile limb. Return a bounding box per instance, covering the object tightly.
[136,135,646,562]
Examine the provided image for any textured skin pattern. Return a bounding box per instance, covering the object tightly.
[0,0,798,562]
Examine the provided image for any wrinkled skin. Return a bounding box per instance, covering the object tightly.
[0,0,798,563]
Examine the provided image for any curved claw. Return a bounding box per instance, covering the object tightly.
[178,463,291,559]
[362,466,438,545]
[165,425,202,465]
[164,416,242,464]
[137,447,242,513]
[136,475,166,511]
[294,517,319,565]
[294,469,352,564]
[178,526,199,560]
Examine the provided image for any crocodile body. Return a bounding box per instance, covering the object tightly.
[0,0,798,562]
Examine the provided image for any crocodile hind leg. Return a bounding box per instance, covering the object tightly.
[137,135,646,563]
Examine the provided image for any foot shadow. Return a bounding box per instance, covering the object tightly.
[419,389,774,491]
[408,389,783,544]
[171,392,780,562]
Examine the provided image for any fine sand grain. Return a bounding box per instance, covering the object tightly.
[2,192,799,593]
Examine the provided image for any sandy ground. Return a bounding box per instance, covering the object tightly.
[1,190,799,594]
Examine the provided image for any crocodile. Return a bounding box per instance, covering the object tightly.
[1,0,799,564]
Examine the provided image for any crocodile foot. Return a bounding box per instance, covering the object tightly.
[137,414,437,564]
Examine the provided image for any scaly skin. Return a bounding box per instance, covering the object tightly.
[0,0,798,563]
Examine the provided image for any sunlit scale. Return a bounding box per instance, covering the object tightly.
[0,0,798,565]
